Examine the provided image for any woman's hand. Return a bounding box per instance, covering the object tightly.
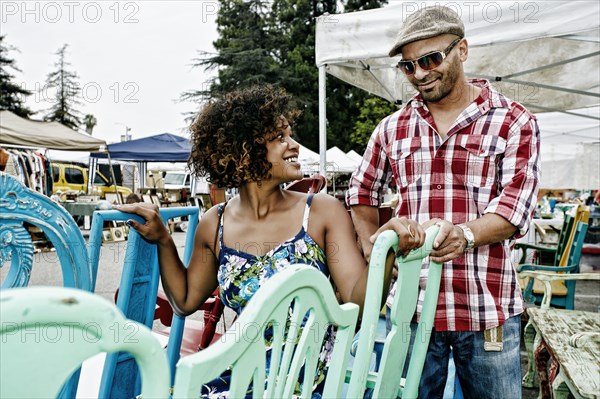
[370,216,425,256]
[114,203,171,245]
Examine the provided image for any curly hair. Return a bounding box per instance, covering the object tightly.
[188,85,301,188]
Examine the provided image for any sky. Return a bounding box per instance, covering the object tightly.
[2,1,220,144]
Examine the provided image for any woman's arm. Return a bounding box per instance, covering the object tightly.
[312,194,423,314]
[117,203,219,316]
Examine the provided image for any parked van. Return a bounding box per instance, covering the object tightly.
[51,162,132,198]
[162,170,191,202]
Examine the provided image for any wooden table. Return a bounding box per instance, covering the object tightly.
[527,307,600,398]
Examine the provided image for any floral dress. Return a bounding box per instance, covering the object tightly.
[201,194,335,399]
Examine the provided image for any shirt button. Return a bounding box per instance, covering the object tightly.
[437,185,442,190]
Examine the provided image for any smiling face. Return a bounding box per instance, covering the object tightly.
[265,116,303,183]
[401,34,465,103]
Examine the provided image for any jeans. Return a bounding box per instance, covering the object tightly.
[386,308,522,399]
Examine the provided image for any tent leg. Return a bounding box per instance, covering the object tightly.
[319,65,327,191]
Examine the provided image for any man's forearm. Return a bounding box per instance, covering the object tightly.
[468,213,517,248]
[350,205,381,260]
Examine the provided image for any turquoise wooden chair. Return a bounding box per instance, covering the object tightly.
[346,225,442,398]
[515,215,574,265]
[0,286,169,399]
[0,172,92,290]
[517,221,588,310]
[172,264,359,399]
[87,206,199,397]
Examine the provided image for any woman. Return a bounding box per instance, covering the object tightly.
[116,85,424,397]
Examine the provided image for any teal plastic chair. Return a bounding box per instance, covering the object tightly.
[0,172,92,290]
[172,264,359,399]
[346,225,442,398]
[0,286,169,399]
[517,221,588,310]
[87,206,199,397]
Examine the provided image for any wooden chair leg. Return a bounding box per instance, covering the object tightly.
[534,340,552,399]
[522,319,539,388]
[551,371,573,399]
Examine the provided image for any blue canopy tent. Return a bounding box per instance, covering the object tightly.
[91,133,191,190]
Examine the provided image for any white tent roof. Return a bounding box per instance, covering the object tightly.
[536,106,599,189]
[326,146,359,173]
[0,111,107,151]
[316,1,600,114]
[346,149,363,164]
[315,1,599,189]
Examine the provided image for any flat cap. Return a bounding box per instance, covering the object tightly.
[389,6,464,57]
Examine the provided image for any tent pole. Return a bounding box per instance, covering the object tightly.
[106,152,121,204]
[319,65,327,190]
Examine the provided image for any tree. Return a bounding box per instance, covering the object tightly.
[42,44,82,130]
[350,96,398,151]
[83,114,97,135]
[0,35,33,118]
[182,0,388,152]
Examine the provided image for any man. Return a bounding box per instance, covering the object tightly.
[346,6,540,398]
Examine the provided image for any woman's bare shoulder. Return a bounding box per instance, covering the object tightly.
[195,204,222,242]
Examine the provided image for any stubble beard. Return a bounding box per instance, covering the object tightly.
[412,60,460,103]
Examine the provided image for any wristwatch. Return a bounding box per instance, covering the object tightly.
[456,223,475,251]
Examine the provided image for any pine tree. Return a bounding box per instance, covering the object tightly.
[182,0,388,152]
[42,44,82,130]
[0,36,33,118]
[83,114,97,135]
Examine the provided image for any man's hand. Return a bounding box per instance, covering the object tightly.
[427,219,467,263]
[370,217,425,256]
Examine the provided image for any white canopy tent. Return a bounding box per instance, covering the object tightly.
[0,110,118,194]
[346,150,363,165]
[326,146,359,173]
[536,106,599,189]
[315,1,600,181]
[0,111,107,151]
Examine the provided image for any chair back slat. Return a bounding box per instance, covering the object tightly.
[554,215,574,265]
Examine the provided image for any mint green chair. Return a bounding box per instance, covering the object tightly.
[0,286,169,399]
[346,225,442,398]
[172,264,359,399]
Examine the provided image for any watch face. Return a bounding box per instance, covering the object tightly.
[458,224,474,250]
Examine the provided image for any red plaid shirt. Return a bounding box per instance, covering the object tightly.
[346,80,540,331]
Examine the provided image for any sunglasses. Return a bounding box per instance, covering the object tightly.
[396,38,462,76]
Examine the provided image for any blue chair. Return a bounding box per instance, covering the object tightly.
[87,206,199,398]
[517,221,589,310]
[0,286,169,399]
[0,172,92,290]
[1,172,94,398]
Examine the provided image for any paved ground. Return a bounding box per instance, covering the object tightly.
[7,231,599,398]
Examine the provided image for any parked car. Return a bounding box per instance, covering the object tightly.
[161,171,191,203]
[51,162,132,198]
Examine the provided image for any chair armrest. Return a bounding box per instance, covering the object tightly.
[519,271,599,309]
[516,263,579,273]
[569,332,600,348]
[514,243,557,264]
[515,243,558,252]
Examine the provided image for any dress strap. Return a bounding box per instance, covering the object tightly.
[302,194,314,231]
[217,202,227,251]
